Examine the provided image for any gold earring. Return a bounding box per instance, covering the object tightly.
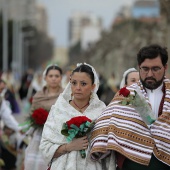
[90,91,94,99]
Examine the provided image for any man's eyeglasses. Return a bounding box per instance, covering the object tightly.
[140,66,163,74]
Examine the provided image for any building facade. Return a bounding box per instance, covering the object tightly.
[68,12,102,49]
[132,0,160,18]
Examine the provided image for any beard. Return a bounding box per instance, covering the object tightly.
[140,75,164,90]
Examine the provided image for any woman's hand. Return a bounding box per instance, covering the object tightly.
[67,136,88,152]
[53,136,88,158]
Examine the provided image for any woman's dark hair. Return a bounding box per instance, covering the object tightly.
[71,64,94,84]
[46,65,62,75]
[137,44,168,66]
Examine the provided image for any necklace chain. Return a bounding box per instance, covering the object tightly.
[72,100,89,111]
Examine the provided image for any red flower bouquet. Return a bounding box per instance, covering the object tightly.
[19,108,49,132]
[31,108,49,126]
[61,116,95,158]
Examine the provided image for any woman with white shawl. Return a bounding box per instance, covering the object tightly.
[39,63,113,170]
[24,64,63,170]
[119,68,139,89]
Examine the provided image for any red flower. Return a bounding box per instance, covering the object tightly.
[119,87,130,97]
[66,116,92,128]
[31,108,49,125]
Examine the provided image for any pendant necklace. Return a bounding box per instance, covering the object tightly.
[72,100,89,112]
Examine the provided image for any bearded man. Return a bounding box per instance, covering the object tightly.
[90,44,170,170]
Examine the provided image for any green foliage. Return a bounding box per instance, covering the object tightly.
[121,91,136,106]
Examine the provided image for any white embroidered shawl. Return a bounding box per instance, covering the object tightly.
[39,83,110,170]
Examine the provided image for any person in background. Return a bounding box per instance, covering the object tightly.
[107,72,118,93]
[0,79,20,114]
[97,73,107,99]
[0,84,24,170]
[100,72,119,105]
[39,63,113,170]
[90,44,170,170]
[24,64,63,170]
[0,96,21,133]
[1,70,16,94]
[26,71,45,104]
[0,94,22,170]
[18,69,34,101]
[0,125,18,170]
[119,68,139,89]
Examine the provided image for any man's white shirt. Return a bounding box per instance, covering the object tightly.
[146,84,163,118]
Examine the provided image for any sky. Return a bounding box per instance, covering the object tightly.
[37,0,136,48]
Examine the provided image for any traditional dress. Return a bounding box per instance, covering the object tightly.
[90,79,170,170]
[39,80,112,170]
[24,86,63,170]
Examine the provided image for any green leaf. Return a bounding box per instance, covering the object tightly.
[129,95,133,100]
[134,90,137,95]
[61,123,69,136]
[80,149,86,158]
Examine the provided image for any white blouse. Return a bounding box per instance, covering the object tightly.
[146,84,163,118]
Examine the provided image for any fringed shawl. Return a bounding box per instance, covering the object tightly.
[90,79,170,166]
[31,86,63,112]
